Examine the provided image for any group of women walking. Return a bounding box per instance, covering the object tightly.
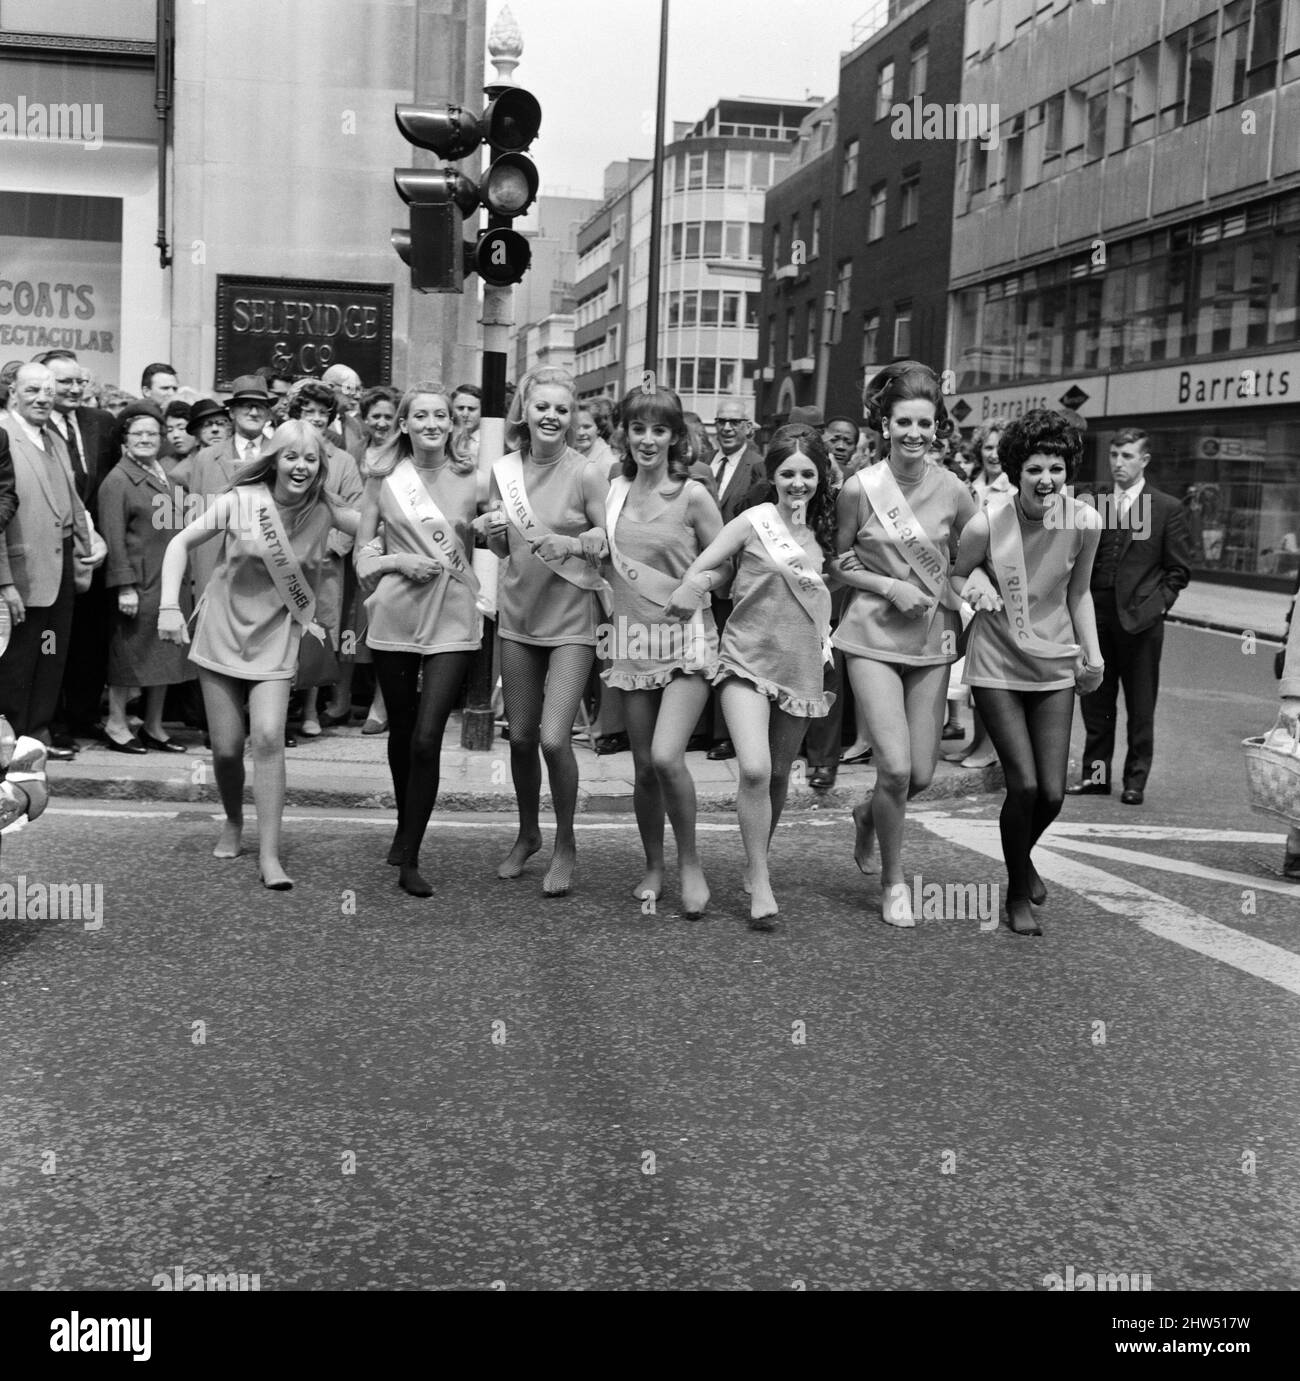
[150,360,1103,934]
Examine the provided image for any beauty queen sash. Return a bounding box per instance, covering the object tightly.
[859,463,963,617]
[494,453,613,615]
[746,504,834,664]
[249,485,322,638]
[606,478,708,667]
[986,494,1081,661]
[386,459,488,613]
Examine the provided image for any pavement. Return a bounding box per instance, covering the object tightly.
[41,579,1286,812]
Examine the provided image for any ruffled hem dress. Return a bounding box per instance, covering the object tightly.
[601,478,719,691]
[711,508,834,718]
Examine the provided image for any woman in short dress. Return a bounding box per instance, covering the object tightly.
[951,409,1103,935]
[833,363,977,928]
[355,383,488,898]
[602,385,722,919]
[98,402,195,752]
[480,366,609,897]
[667,428,836,930]
[158,421,358,889]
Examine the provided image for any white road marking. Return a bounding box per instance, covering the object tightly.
[1041,835,1300,901]
[1048,822,1280,844]
[47,807,182,820]
[921,813,1300,998]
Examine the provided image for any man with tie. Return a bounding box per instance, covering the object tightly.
[701,399,766,759]
[38,350,117,741]
[1067,429,1194,805]
[0,364,92,756]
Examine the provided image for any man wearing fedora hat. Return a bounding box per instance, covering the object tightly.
[185,397,233,451]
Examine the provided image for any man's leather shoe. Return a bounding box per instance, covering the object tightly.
[139,730,186,753]
[1121,787,1144,805]
[809,766,836,790]
[105,736,146,755]
[1065,781,1110,796]
[1283,851,1300,881]
[706,739,735,760]
[45,744,77,761]
[284,732,297,748]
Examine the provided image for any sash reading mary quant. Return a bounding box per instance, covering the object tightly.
[746,504,834,664]
[386,459,489,615]
[985,494,1081,661]
[494,453,613,615]
[248,485,326,646]
[858,463,963,623]
[605,478,709,669]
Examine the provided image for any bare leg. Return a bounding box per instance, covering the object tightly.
[105,685,133,743]
[721,679,782,927]
[248,678,293,888]
[198,668,247,859]
[498,640,546,877]
[651,673,712,917]
[142,684,170,741]
[537,643,596,896]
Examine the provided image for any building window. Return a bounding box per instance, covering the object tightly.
[836,260,853,321]
[861,311,880,369]
[893,303,912,358]
[668,293,681,328]
[698,358,718,391]
[723,292,742,326]
[842,139,859,194]
[1042,92,1065,168]
[673,155,686,192]
[706,149,726,187]
[748,223,764,262]
[1003,113,1024,195]
[608,324,620,366]
[805,303,818,360]
[700,290,720,326]
[1286,0,1300,82]
[785,310,796,363]
[678,358,695,391]
[810,203,821,259]
[875,59,895,120]
[719,359,738,393]
[724,223,744,259]
[1110,45,1158,152]
[726,151,749,187]
[746,292,761,327]
[703,221,723,257]
[771,227,782,276]
[609,268,622,305]
[1220,0,1284,105]
[687,152,705,189]
[670,224,683,259]
[1161,17,1217,130]
[908,37,929,100]
[868,182,887,241]
[900,169,920,227]
[682,292,698,327]
[767,317,777,368]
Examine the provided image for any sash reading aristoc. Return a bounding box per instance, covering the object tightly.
[248,485,322,638]
[985,494,1081,661]
[859,463,962,615]
[494,453,613,614]
[746,504,834,664]
[606,477,708,666]
[386,459,488,613]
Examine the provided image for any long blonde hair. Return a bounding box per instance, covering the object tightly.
[233,420,328,503]
[366,382,474,478]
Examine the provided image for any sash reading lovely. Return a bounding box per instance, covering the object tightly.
[746,504,834,664]
[859,463,962,614]
[606,477,708,668]
[494,453,613,614]
[386,459,487,612]
[985,494,1081,661]
[248,485,321,637]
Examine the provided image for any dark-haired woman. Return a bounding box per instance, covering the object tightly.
[603,385,722,918]
[667,429,836,930]
[833,363,977,928]
[355,384,488,898]
[158,421,358,889]
[98,402,195,752]
[951,409,1102,935]
[480,366,609,897]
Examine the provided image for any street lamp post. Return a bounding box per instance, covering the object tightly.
[643,0,670,380]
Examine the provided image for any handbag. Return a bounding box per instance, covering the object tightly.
[294,623,340,689]
[1242,715,1300,826]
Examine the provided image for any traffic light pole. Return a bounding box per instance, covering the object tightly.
[461,282,511,751]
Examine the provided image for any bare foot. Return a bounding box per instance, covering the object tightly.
[748,879,779,931]
[633,866,664,902]
[498,832,542,879]
[259,859,293,891]
[680,862,710,920]
[542,847,576,897]
[852,799,878,875]
[214,820,243,859]
[881,881,915,928]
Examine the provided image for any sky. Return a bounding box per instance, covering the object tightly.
[483,0,876,200]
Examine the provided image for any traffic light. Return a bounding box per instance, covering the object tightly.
[391,86,541,293]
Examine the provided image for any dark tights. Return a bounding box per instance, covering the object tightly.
[972,685,1074,901]
[373,650,473,886]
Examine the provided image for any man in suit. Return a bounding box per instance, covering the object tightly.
[701,399,766,759]
[38,350,117,740]
[322,364,367,462]
[0,364,92,755]
[1067,428,1194,805]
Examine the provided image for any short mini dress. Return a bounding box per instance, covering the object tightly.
[602,479,719,691]
[188,486,333,681]
[832,463,972,667]
[712,508,833,718]
[494,447,602,648]
[364,462,482,656]
[963,496,1101,693]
